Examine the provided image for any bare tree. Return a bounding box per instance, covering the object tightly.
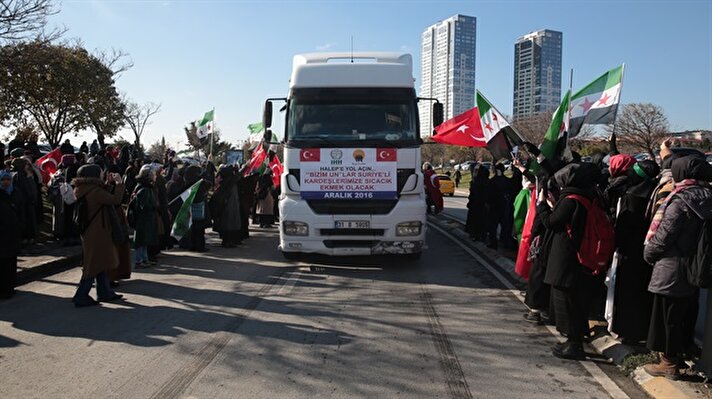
[610,103,669,157]
[0,0,58,41]
[123,100,161,148]
[511,112,551,145]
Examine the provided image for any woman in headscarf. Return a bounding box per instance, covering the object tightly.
[255,169,275,228]
[539,163,601,359]
[465,163,489,241]
[210,165,243,247]
[132,165,158,268]
[72,164,124,307]
[604,154,636,213]
[0,170,22,299]
[643,156,712,379]
[609,160,660,343]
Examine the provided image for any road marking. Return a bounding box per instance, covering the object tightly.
[419,283,473,399]
[427,221,630,399]
[149,270,291,399]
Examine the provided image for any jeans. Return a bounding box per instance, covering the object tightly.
[73,272,116,303]
[134,246,148,264]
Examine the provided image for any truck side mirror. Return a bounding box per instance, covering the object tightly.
[264,129,273,143]
[263,101,273,128]
[432,102,444,131]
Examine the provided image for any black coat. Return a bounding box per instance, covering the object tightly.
[541,189,589,288]
[0,189,22,255]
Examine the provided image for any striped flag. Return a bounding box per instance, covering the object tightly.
[569,65,624,137]
[170,180,203,240]
[196,110,215,139]
[476,90,524,160]
[539,89,571,160]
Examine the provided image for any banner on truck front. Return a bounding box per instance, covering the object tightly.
[299,148,397,200]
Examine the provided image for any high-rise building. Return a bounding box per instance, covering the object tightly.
[419,14,477,136]
[512,29,562,120]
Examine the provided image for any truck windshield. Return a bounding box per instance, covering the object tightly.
[287,88,419,147]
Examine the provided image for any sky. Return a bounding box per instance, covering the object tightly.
[38,0,712,149]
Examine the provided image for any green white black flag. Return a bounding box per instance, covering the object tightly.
[569,65,624,137]
[196,110,215,139]
[476,90,523,161]
[170,180,203,240]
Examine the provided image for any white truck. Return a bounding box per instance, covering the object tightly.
[262,52,443,259]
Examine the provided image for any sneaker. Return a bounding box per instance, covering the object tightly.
[98,294,124,303]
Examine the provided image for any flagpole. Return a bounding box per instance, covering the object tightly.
[609,64,625,143]
[209,107,215,160]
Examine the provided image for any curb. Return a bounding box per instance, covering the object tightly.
[429,212,705,399]
[16,252,82,286]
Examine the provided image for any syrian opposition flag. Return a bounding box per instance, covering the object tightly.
[432,107,486,147]
[170,180,203,240]
[539,90,572,160]
[569,65,624,137]
[476,90,524,160]
[242,142,268,176]
[36,148,62,184]
[196,109,215,139]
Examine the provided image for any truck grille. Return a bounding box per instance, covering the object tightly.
[320,229,385,236]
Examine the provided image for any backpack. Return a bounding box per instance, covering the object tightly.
[566,194,616,275]
[679,196,712,288]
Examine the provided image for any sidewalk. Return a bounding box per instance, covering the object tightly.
[429,212,712,399]
[16,241,82,285]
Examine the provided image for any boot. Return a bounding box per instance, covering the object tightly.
[552,340,585,360]
[643,355,680,380]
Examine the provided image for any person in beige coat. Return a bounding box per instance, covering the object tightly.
[72,164,125,307]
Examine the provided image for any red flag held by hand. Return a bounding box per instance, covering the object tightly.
[432,107,487,147]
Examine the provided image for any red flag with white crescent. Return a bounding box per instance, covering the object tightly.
[432,107,487,147]
[35,148,62,184]
[268,156,283,187]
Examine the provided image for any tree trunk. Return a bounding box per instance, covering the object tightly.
[97,132,105,148]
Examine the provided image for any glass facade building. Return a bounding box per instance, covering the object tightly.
[419,14,477,136]
[513,29,562,119]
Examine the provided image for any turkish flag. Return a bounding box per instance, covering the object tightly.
[35,148,62,184]
[432,107,487,147]
[242,144,267,176]
[299,148,320,162]
[376,148,397,162]
[268,156,284,187]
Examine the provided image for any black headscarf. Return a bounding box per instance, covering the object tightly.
[626,160,660,197]
[672,155,712,183]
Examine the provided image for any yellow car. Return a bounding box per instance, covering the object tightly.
[437,174,455,197]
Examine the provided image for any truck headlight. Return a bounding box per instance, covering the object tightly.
[283,221,309,236]
[396,221,422,236]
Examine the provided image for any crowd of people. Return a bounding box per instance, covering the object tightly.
[459,137,712,379]
[0,138,280,305]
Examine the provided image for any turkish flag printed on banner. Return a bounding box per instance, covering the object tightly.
[299,148,320,162]
[35,148,63,184]
[376,148,397,162]
[432,107,487,147]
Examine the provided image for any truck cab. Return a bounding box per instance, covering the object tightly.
[263,52,442,259]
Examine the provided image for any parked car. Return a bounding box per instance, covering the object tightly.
[437,174,455,197]
[459,161,476,171]
[480,162,492,170]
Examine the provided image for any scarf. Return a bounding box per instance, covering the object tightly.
[644,179,699,244]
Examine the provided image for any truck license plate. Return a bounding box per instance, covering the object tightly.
[335,220,370,229]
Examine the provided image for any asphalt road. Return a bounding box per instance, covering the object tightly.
[0,201,645,398]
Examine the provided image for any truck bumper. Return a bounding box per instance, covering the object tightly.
[278,195,427,256]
